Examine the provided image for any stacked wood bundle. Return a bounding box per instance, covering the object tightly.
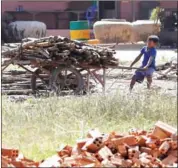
[2,121,177,167]
[2,70,36,95]
[2,36,118,68]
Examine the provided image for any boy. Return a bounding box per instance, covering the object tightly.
[129,35,159,91]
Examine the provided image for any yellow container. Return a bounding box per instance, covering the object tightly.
[70,30,90,40]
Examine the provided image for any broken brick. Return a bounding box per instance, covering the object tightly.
[159,141,170,154]
[112,135,138,146]
[98,146,113,160]
[1,121,177,167]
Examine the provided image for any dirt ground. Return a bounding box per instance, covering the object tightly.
[2,47,177,98]
[91,48,177,97]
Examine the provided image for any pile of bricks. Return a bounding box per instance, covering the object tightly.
[2,121,177,167]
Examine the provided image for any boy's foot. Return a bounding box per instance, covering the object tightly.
[129,86,133,92]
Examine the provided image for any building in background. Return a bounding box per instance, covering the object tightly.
[98,1,177,21]
[2,0,177,37]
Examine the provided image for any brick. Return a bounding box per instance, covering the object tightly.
[132,158,142,166]
[170,140,177,150]
[168,150,178,157]
[140,147,152,155]
[2,156,10,168]
[111,135,138,146]
[122,159,133,167]
[81,151,93,158]
[77,138,90,149]
[151,148,160,158]
[1,121,177,167]
[71,145,82,156]
[87,129,102,138]
[117,144,127,157]
[159,141,170,154]
[63,156,77,166]
[151,127,169,139]
[161,154,177,166]
[10,160,24,167]
[57,145,72,157]
[137,135,147,146]
[145,138,160,149]
[128,128,139,136]
[83,163,95,167]
[128,147,140,159]
[2,148,19,159]
[39,154,62,167]
[154,121,177,137]
[139,156,151,166]
[76,156,98,166]
[171,133,178,141]
[82,137,103,153]
[110,155,123,166]
[101,159,116,167]
[98,146,113,160]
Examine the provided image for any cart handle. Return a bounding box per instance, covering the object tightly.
[116,66,144,71]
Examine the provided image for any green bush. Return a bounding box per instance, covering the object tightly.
[150,7,161,21]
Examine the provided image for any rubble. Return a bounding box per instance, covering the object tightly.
[2,121,177,167]
[156,55,177,80]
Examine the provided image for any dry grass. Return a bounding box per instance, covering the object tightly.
[2,90,177,161]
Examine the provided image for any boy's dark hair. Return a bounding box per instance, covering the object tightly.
[148,35,159,43]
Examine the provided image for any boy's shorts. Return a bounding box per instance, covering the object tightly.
[133,67,155,83]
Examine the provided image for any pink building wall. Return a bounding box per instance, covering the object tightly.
[160,1,178,9]
[119,1,177,21]
[120,1,132,21]
[120,1,139,21]
[1,1,69,13]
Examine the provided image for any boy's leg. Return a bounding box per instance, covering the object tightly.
[146,75,152,89]
[130,75,136,91]
[130,71,144,91]
[145,68,155,89]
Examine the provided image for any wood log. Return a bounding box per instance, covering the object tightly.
[3,70,27,75]
[2,89,33,95]
[2,77,31,83]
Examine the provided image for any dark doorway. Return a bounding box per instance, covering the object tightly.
[139,1,160,19]
[99,1,118,20]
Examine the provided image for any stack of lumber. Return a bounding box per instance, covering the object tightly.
[2,36,118,68]
[2,121,177,167]
[2,70,35,95]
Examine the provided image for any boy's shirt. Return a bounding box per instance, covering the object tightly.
[140,46,157,69]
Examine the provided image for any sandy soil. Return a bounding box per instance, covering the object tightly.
[2,47,177,98]
[91,49,177,97]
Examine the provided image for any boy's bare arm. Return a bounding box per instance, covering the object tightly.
[130,53,143,67]
[143,56,154,69]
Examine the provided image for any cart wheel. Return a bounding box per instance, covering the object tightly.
[31,69,50,96]
[50,66,84,96]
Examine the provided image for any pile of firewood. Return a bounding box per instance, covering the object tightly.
[156,57,177,80]
[2,70,36,95]
[2,121,177,167]
[2,36,118,68]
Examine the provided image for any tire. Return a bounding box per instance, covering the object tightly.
[50,66,84,95]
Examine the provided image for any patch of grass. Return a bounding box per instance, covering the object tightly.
[2,91,177,161]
